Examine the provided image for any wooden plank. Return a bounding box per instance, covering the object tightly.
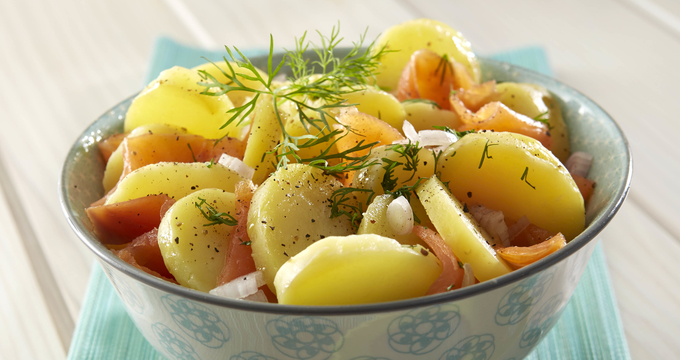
[625,0,680,36]
[0,170,65,359]
[601,202,680,359]
[179,0,414,49]
[0,0,195,354]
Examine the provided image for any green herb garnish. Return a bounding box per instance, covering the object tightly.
[198,23,390,172]
[195,197,237,226]
[532,111,553,130]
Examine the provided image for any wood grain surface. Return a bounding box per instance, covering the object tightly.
[0,0,677,359]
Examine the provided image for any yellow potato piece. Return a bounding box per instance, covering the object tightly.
[437,131,585,240]
[192,60,267,107]
[373,18,480,91]
[103,123,188,192]
[403,101,461,132]
[248,164,354,290]
[282,110,340,167]
[124,66,242,139]
[158,189,235,292]
[274,234,441,305]
[417,176,511,281]
[341,87,406,130]
[242,94,283,184]
[357,194,428,247]
[497,82,570,162]
[352,145,437,205]
[105,162,247,204]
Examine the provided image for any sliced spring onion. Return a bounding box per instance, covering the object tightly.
[241,289,269,303]
[461,263,475,288]
[402,120,419,143]
[469,205,510,247]
[219,153,255,180]
[565,151,593,178]
[387,196,414,235]
[209,270,265,299]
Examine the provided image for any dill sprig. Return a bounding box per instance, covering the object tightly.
[195,197,237,226]
[198,23,391,171]
[434,53,453,86]
[329,187,375,230]
[532,111,553,130]
[388,141,421,182]
[274,126,381,176]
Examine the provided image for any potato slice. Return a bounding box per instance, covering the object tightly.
[124,66,241,139]
[403,101,461,132]
[497,82,570,162]
[357,194,428,247]
[242,94,283,185]
[437,131,584,240]
[352,145,436,205]
[416,176,512,281]
[103,124,188,192]
[192,61,267,107]
[274,234,441,305]
[248,164,354,289]
[341,88,406,130]
[158,189,235,292]
[372,18,480,91]
[105,162,247,205]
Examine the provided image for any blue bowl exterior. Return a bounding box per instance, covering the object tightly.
[60,58,631,360]
[98,239,597,360]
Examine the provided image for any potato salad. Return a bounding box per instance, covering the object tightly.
[87,19,595,306]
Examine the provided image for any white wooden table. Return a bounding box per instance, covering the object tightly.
[1,0,678,358]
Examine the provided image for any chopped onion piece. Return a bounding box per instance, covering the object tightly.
[387,196,414,235]
[461,263,475,288]
[241,289,269,303]
[218,153,255,180]
[418,130,458,147]
[209,271,265,299]
[469,205,510,247]
[402,120,419,143]
[565,151,593,177]
[395,120,458,151]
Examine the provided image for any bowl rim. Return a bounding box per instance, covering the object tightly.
[59,57,632,316]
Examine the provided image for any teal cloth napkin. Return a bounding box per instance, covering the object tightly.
[67,37,631,360]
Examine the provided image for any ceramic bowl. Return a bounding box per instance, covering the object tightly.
[60,54,631,360]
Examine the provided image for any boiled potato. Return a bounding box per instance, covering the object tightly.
[416,176,511,281]
[248,164,354,289]
[274,234,441,305]
[352,145,437,205]
[158,188,235,292]
[282,109,340,167]
[242,94,283,184]
[103,124,188,192]
[403,101,461,132]
[497,82,570,162]
[192,61,267,107]
[372,18,480,91]
[124,66,243,139]
[357,194,428,247]
[437,131,585,240]
[105,162,247,205]
[341,87,406,130]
